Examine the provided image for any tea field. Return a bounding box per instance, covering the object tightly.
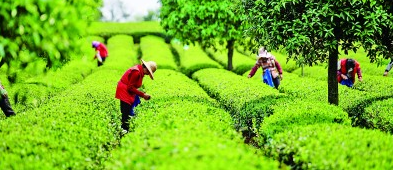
[1,22,393,169]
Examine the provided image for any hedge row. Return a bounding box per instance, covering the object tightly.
[104,34,138,70]
[193,68,285,131]
[172,40,222,77]
[0,36,102,116]
[105,69,279,169]
[265,124,393,169]
[362,98,393,133]
[140,35,178,70]
[0,68,121,169]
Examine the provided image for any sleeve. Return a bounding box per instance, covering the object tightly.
[357,66,362,78]
[248,64,259,77]
[385,59,393,72]
[274,60,283,74]
[127,70,145,97]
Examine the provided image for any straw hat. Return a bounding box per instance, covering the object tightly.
[257,52,270,60]
[141,59,157,80]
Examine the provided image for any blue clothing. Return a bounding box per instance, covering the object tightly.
[262,69,275,88]
[130,95,141,116]
[340,79,354,87]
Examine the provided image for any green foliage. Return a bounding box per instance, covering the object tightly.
[0,69,120,169]
[244,0,393,64]
[0,0,101,80]
[88,21,164,36]
[160,0,248,70]
[106,69,279,169]
[259,100,351,142]
[206,47,255,75]
[161,0,245,49]
[193,68,285,131]
[140,35,178,70]
[172,40,222,77]
[265,124,393,169]
[362,98,393,133]
[104,34,138,70]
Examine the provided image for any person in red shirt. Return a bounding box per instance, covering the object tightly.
[92,41,108,67]
[115,60,157,132]
[337,58,363,87]
[248,47,283,89]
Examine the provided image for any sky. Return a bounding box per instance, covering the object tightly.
[100,0,161,22]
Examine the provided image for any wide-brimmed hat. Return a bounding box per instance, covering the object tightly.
[257,52,270,60]
[141,59,157,80]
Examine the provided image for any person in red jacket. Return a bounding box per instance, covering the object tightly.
[115,59,157,132]
[337,58,363,87]
[92,41,108,67]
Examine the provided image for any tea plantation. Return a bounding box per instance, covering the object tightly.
[1,22,393,169]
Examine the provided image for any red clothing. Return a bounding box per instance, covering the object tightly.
[115,65,145,105]
[95,43,108,58]
[249,58,283,78]
[337,59,362,83]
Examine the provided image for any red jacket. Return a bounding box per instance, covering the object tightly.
[337,59,362,83]
[115,65,145,105]
[95,43,108,58]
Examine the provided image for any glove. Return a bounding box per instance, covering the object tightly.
[1,88,7,97]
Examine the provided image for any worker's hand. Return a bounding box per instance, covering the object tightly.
[1,88,8,98]
[143,94,151,100]
[247,75,252,78]
[358,77,363,82]
[383,71,388,76]
[279,74,283,80]
[341,74,348,80]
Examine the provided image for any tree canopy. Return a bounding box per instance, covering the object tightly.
[0,0,101,82]
[243,0,393,104]
[160,0,246,70]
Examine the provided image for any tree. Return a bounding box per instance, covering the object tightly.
[243,0,393,105]
[160,0,246,70]
[0,0,101,82]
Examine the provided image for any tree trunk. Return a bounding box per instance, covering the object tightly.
[226,39,235,70]
[328,45,339,105]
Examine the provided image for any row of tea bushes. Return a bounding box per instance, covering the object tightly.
[193,68,285,131]
[265,124,393,169]
[2,36,103,114]
[0,68,121,169]
[105,69,279,169]
[172,40,222,77]
[362,98,393,133]
[88,21,164,37]
[140,35,178,70]
[0,34,141,168]
[194,68,393,169]
[104,34,138,70]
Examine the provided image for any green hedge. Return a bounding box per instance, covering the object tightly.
[105,69,279,169]
[265,124,393,169]
[2,36,102,114]
[362,98,393,133]
[88,21,164,36]
[0,69,121,169]
[259,100,351,143]
[172,40,222,77]
[193,68,286,131]
[140,35,178,70]
[104,34,138,70]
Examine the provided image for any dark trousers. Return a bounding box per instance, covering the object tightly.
[120,101,132,131]
[273,77,280,89]
[0,96,15,117]
[97,57,106,67]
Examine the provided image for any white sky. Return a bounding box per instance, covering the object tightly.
[101,0,161,22]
